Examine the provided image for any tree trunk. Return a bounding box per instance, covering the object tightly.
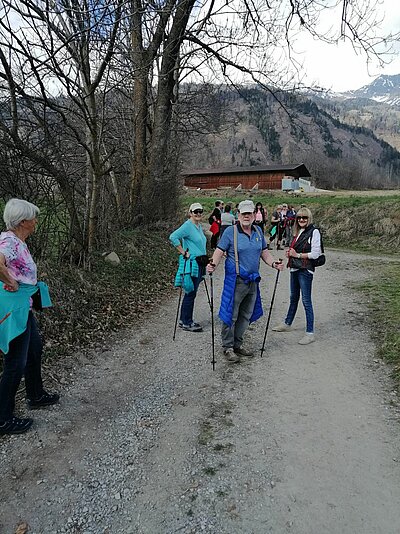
[144,0,196,220]
[130,0,150,216]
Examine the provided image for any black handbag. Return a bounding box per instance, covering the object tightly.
[195,255,209,268]
[313,254,326,267]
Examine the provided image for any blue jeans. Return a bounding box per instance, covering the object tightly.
[0,312,44,421]
[180,270,204,326]
[285,269,314,333]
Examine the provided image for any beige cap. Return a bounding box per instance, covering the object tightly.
[238,200,255,213]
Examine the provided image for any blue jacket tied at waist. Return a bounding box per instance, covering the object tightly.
[219,260,263,327]
[0,282,52,355]
[174,255,203,294]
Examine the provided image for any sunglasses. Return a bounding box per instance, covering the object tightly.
[297,216,308,220]
[193,209,203,214]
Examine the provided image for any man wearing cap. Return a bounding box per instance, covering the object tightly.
[207,200,284,362]
[169,202,208,332]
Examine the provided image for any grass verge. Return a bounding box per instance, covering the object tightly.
[9,227,178,379]
[357,261,400,385]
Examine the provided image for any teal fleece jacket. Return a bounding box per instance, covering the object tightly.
[0,282,52,354]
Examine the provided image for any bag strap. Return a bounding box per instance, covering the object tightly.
[233,224,240,276]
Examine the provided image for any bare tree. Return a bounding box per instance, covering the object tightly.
[0,0,397,251]
[126,0,398,219]
[0,0,124,254]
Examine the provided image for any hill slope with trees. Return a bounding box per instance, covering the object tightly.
[179,85,400,190]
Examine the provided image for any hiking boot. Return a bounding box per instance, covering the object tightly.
[298,334,315,345]
[27,391,60,409]
[181,322,203,332]
[272,323,292,332]
[0,417,33,435]
[223,348,240,363]
[234,346,254,357]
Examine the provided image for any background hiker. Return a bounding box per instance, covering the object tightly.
[280,203,288,246]
[169,203,208,333]
[207,199,284,363]
[208,200,223,249]
[254,201,267,234]
[220,204,235,237]
[285,204,296,246]
[0,199,59,436]
[272,207,321,345]
[268,205,282,250]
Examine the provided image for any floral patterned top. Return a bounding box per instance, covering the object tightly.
[0,231,37,285]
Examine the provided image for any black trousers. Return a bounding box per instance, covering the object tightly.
[0,312,44,421]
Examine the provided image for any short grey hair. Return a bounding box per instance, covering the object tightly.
[3,198,40,230]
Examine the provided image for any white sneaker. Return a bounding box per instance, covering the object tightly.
[298,334,315,345]
[272,323,292,332]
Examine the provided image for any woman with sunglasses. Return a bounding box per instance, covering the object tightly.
[272,207,321,345]
[169,203,207,332]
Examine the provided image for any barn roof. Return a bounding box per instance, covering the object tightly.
[183,163,311,178]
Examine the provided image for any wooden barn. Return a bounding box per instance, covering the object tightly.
[183,163,311,190]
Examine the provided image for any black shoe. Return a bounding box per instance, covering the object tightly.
[0,417,33,435]
[27,391,60,409]
[181,322,203,332]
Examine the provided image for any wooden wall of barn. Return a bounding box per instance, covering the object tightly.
[184,172,284,189]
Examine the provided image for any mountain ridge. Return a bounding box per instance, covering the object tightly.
[179,81,400,190]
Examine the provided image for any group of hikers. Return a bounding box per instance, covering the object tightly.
[207,199,298,251]
[170,199,322,363]
[0,196,322,436]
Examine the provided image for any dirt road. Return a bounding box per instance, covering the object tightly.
[1,251,400,534]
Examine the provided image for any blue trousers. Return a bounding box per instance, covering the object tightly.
[221,278,258,349]
[285,269,314,333]
[0,312,44,421]
[180,268,205,326]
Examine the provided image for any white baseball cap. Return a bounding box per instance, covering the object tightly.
[238,200,255,213]
[189,202,203,212]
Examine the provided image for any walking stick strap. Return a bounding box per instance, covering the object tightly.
[233,224,240,276]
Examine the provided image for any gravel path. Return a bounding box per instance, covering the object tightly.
[1,250,400,534]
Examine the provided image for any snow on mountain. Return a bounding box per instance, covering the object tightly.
[348,74,400,106]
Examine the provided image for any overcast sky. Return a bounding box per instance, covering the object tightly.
[296,0,400,92]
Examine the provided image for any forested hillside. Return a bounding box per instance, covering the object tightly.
[179,85,400,190]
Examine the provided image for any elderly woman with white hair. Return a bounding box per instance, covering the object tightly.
[0,198,59,435]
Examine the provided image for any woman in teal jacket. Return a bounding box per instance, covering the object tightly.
[0,199,59,436]
[169,203,207,332]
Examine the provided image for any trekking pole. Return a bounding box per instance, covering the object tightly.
[209,271,216,371]
[172,249,188,341]
[203,278,211,311]
[260,261,282,357]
